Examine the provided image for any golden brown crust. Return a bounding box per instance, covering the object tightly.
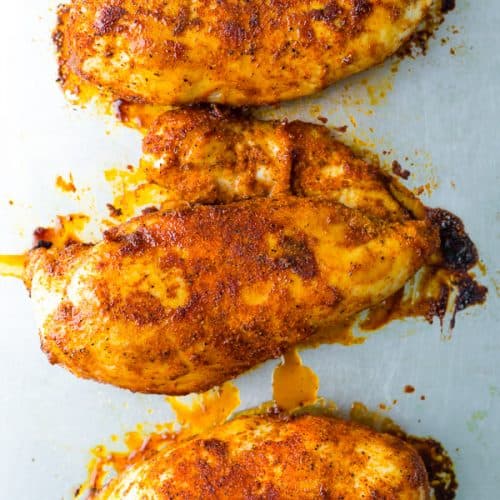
[55,0,432,105]
[98,415,430,499]
[26,197,438,394]
[142,107,416,221]
[142,108,293,204]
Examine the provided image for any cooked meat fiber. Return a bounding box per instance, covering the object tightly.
[97,414,430,499]
[25,197,438,394]
[141,108,419,221]
[56,0,431,105]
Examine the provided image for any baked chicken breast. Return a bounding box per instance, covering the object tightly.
[25,196,438,394]
[97,414,430,499]
[141,108,411,221]
[55,0,431,105]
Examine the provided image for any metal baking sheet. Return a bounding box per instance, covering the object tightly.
[0,1,498,498]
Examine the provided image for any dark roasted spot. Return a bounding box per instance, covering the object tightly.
[391,160,410,180]
[52,29,63,50]
[427,208,478,271]
[34,240,53,250]
[275,236,318,279]
[173,6,190,36]
[142,206,160,215]
[310,1,342,23]
[106,203,122,218]
[94,6,127,36]
[334,125,348,133]
[352,0,372,18]
[104,227,157,255]
[249,12,260,29]
[202,439,228,457]
[122,292,166,326]
[441,0,456,13]
[220,21,246,48]
[164,40,187,61]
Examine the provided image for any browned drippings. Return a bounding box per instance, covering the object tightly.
[360,207,487,332]
[33,214,90,249]
[82,425,178,498]
[361,266,487,333]
[449,274,488,329]
[397,0,456,59]
[78,383,241,499]
[360,267,453,330]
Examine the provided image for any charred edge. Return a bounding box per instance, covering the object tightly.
[450,274,488,330]
[441,0,456,14]
[53,5,70,84]
[33,240,53,250]
[33,227,54,248]
[396,2,452,59]
[52,4,69,50]
[406,436,458,500]
[427,208,478,271]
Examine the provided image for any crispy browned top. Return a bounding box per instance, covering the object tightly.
[26,197,438,394]
[99,414,430,499]
[55,0,431,105]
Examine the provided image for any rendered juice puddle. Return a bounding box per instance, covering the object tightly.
[0,255,25,279]
[166,382,241,434]
[272,348,319,411]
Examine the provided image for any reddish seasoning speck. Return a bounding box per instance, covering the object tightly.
[404,385,415,394]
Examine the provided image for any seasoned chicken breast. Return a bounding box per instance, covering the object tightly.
[97,414,430,499]
[141,107,412,221]
[25,197,438,394]
[55,0,431,106]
